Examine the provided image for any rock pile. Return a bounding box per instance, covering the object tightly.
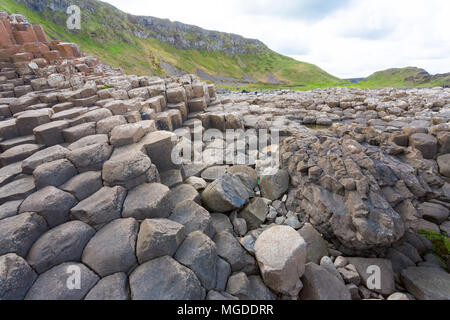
[0,12,449,300]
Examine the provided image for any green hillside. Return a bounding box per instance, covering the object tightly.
[0,0,347,90]
[357,67,450,89]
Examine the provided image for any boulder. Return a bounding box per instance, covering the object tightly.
[239,197,269,230]
[254,225,306,295]
[136,218,185,264]
[0,200,21,221]
[19,186,77,228]
[82,218,139,277]
[102,151,153,189]
[0,212,48,257]
[84,273,129,300]
[0,162,22,187]
[175,231,217,290]
[409,133,438,159]
[437,154,450,178]
[70,186,127,229]
[61,171,103,201]
[67,143,113,172]
[33,159,77,189]
[259,169,289,200]
[298,223,329,264]
[129,256,205,300]
[0,253,37,300]
[215,257,231,292]
[418,202,449,224]
[299,263,351,300]
[347,258,395,295]
[122,183,171,220]
[202,173,250,212]
[21,145,68,174]
[169,200,214,238]
[27,221,95,274]
[110,123,145,147]
[0,144,42,166]
[169,184,201,207]
[214,231,256,274]
[25,262,99,300]
[0,176,36,204]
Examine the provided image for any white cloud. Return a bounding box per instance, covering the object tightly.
[102,0,450,78]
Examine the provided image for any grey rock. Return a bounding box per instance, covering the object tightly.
[239,197,268,230]
[298,223,329,265]
[129,256,205,300]
[27,221,95,274]
[299,263,351,300]
[347,257,396,295]
[67,143,113,172]
[409,133,438,159]
[137,218,185,264]
[0,212,48,257]
[0,200,21,221]
[401,267,450,300]
[70,186,127,229]
[33,159,77,189]
[21,145,68,174]
[85,273,129,300]
[214,231,256,274]
[25,262,99,300]
[215,257,231,292]
[82,218,139,277]
[259,169,289,200]
[0,176,36,205]
[226,272,249,300]
[254,225,306,295]
[0,162,23,187]
[202,173,250,212]
[175,231,217,290]
[122,183,171,220]
[61,171,103,201]
[170,200,214,238]
[169,184,201,207]
[0,253,37,300]
[19,186,77,228]
[102,151,152,189]
[210,213,233,234]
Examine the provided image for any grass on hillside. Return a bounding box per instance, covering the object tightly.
[0,0,345,89]
[356,67,450,89]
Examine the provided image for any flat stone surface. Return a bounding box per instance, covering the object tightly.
[401,266,450,300]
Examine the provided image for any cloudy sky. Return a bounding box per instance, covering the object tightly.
[103,0,450,78]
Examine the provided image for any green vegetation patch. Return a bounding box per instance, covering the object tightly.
[418,229,450,265]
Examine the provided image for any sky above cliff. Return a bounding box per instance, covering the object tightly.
[103,0,450,78]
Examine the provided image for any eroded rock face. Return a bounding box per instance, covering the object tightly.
[282,134,417,251]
